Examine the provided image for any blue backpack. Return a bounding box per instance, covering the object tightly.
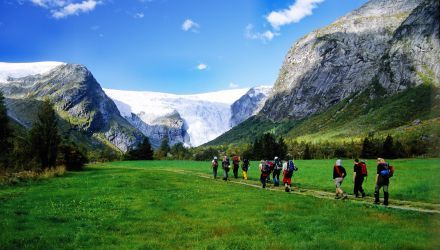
[288,160,296,173]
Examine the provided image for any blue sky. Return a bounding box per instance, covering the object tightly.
[0,0,368,94]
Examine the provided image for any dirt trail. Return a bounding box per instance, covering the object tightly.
[117,167,440,214]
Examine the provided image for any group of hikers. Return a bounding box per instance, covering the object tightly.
[211,156,394,206]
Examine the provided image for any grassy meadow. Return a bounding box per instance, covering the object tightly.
[1,159,439,249]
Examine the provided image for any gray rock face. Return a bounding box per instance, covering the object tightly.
[125,111,190,148]
[0,64,143,152]
[230,86,272,127]
[261,0,437,121]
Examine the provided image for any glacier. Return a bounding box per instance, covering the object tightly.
[104,88,250,146]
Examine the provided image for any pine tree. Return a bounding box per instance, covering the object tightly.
[361,137,376,159]
[382,135,395,159]
[139,137,154,160]
[0,91,11,166]
[29,99,60,169]
[303,144,312,160]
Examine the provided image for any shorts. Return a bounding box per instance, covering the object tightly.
[334,177,343,188]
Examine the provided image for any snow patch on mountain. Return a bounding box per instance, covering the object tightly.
[104,88,250,146]
[0,62,65,83]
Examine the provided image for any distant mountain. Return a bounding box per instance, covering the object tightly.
[230,86,271,127]
[104,86,271,147]
[0,62,272,149]
[0,62,144,152]
[208,0,439,146]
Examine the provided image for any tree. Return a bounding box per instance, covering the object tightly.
[155,136,171,160]
[58,140,88,171]
[382,135,395,159]
[125,137,154,160]
[0,91,12,166]
[303,143,312,160]
[361,136,376,159]
[170,142,190,160]
[29,99,60,169]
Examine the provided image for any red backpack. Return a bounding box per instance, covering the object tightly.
[359,162,368,176]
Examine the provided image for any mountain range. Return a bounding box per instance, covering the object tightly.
[0,62,271,151]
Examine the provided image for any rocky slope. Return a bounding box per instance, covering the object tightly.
[0,63,144,152]
[230,86,272,127]
[261,0,438,121]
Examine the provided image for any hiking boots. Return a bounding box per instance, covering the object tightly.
[384,192,389,206]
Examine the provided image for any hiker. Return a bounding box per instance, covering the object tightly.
[222,156,230,181]
[242,158,250,180]
[259,160,270,188]
[232,156,240,179]
[266,160,274,184]
[333,159,348,199]
[283,159,298,192]
[374,158,394,206]
[211,156,219,179]
[273,157,283,186]
[353,159,366,198]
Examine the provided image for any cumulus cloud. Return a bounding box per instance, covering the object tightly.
[197,63,207,71]
[28,0,102,19]
[245,24,278,42]
[267,0,324,30]
[182,19,200,32]
[229,82,239,89]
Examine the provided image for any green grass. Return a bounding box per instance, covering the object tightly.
[1,159,439,249]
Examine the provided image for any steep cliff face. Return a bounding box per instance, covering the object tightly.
[261,0,433,121]
[0,63,143,152]
[230,86,272,127]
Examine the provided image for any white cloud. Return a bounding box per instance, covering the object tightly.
[229,82,239,89]
[133,12,144,19]
[197,63,207,71]
[245,24,278,42]
[52,0,101,19]
[267,0,324,30]
[182,19,200,32]
[28,0,102,19]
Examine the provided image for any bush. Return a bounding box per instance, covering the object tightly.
[58,141,88,171]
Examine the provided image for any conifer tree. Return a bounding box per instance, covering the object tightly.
[0,91,11,166]
[29,99,60,169]
[382,135,395,159]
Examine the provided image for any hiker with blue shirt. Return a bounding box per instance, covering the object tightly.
[333,159,348,199]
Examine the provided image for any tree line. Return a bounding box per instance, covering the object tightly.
[0,91,87,174]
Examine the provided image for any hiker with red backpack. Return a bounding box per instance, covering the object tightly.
[333,159,348,199]
[353,159,366,198]
[273,157,283,186]
[374,158,394,206]
[242,158,250,180]
[232,156,240,179]
[222,156,230,181]
[259,160,271,188]
[283,159,298,192]
[211,156,219,179]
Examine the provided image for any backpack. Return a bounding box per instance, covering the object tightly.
[262,162,271,173]
[212,160,218,167]
[288,160,296,173]
[359,162,367,176]
[275,160,283,170]
[380,164,394,178]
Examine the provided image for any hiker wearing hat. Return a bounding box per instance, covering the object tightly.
[211,156,219,179]
[333,159,348,199]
